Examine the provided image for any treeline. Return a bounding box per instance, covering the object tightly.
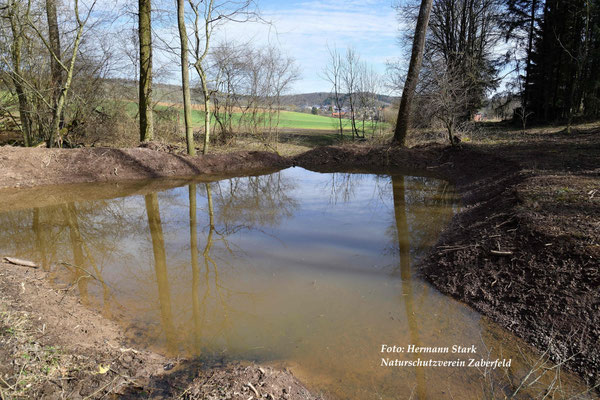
[513,0,600,127]
[393,0,600,144]
[0,0,300,153]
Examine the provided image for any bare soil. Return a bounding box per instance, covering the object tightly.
[0,261,322,399]
[0,143,290,189]
[294,128,600,388]
[0,127,598,396]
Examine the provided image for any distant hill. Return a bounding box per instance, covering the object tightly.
[103,80,399,109]
[279,92,399,109]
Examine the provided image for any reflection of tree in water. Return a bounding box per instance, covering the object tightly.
[210,172,298,230]
[62,203,90,306]
[0,203,125,316]
[187,175,299,357]
[189,184,203,354]
[145,193,177,354]
[32,208,49,271]
[324,172,391,206]
[404,176,455,252]
[391,175,427,400]
[385,175,456,260]
[326,173,363,204]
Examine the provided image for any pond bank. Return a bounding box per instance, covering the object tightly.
[294,134,599,388]
[0,260,322,399]
[0,130,598,395]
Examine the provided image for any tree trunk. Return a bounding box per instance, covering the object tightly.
[139,0,154,142]
[8,2,32,146]
[198,70,211,154]
[177,0,195,155]
[46,0,62,113]
[45,0,63,147]
[393,0,434,146]
[523,0,537,110]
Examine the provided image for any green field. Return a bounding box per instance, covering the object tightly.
[274,111,352,130]
[122,101,387,134]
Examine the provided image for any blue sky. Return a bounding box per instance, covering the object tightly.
[92,0,406,94]
[232,0,404,93]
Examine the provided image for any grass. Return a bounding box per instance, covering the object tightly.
[121,100,388,133]
[0,303,68,399]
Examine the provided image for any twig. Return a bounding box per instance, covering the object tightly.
[490,250,513,256]
[82,375,120,400]
[246,382,260,397]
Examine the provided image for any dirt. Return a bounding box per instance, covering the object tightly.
[0,143,290,189]
[0,128,598,396]
[293,129,600,389]
[0,260,322,399]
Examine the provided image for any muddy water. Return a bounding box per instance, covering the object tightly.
[0,168,592,399]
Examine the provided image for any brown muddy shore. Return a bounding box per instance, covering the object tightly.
[0,131,598,398]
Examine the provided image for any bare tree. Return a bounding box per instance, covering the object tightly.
[26,0,98,147]
[342,47,360,139]
[322,45,345,139]
[422,57,474,145]
[139,0,153,142]
[358,62,381,137]
[210,40,245,143]
[256,46,299,151]
[393,0,434,146]
[187,0,259,155]
[4,0,33,146]
[176,0,194,155]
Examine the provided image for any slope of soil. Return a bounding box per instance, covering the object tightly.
[0,144,290,189]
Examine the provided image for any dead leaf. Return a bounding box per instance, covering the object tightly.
[96,364,111,375]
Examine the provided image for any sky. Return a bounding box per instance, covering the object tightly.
[232,0,404,93]
[90,0,406,95]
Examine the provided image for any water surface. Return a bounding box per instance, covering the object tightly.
[0,168,591,399]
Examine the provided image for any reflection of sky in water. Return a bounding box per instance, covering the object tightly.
[0,168,590,400]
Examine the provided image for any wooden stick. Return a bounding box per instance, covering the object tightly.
[3,257,38,268]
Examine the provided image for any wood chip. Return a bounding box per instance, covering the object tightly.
[3,257,38,268]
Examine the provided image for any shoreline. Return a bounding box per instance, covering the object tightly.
[0,133,598,395]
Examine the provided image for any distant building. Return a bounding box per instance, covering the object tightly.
[331,105,347,117]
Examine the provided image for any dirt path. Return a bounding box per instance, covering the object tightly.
[0,131,598,395]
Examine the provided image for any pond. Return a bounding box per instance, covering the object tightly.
[0,167,591,399]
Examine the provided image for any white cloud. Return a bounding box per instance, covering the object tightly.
[212,1,403,93]
[106,1,404,93]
